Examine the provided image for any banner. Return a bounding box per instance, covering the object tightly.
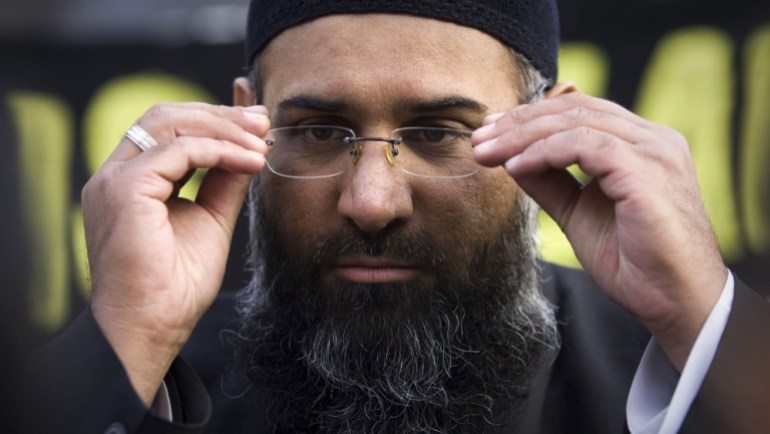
[1,1,768,336]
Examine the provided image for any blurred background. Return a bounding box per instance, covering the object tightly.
[0,0,769,420]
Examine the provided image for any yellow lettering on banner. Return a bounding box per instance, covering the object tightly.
[537,43,609,269]
[555,42,610,98]
[8,92,73,331]
[635,27,742,261]
[74,73,219,296]
[741,25,770,255]
[82,72,216,178]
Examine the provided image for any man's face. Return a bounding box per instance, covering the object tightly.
[256,14,524,299]
[234,14,557,432]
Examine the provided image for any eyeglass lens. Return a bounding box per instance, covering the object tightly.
[265,125,480,179]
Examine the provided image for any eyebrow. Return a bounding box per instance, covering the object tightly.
[399,96,489,114]
[276,95,347,113]
[275,94,489,116]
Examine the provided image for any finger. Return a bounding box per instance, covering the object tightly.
[195,169,253,236]
[472,92,659,146]
[503,127,639,202]
[170,169,197,198]
[514,92,659,131]
[473,105,660,167]
[482,112,506,125]
[144,102,269,134]
[127,108,267,158]
[514,169,585,227]
[171,110,268,152]
[119,136,265,201]
[110,103,270,162]
[175,103,270,135]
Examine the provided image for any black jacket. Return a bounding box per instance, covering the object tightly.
[26,263,770,433]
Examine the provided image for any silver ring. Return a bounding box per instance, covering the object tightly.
[125,125,158,152]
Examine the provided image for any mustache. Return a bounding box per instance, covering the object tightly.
[311,224,448,269]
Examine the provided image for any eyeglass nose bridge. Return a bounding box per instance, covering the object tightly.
[343,136,402,166]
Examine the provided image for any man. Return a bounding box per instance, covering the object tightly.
[29,0,770,433]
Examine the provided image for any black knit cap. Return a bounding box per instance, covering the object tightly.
[244,0,560,84]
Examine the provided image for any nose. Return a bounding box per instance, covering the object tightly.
[337,140,413,233]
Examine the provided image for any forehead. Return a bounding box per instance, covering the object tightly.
[258,14,521,114]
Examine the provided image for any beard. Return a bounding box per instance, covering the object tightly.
[232,181,559,433]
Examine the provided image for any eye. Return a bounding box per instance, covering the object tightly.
[420,128,450,143]
[399,127,468,146]
[396,127,471,159]
[291,126,352,157]
[303,126,338,142]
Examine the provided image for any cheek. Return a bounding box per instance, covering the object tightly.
[259,175,341,255]
[475,168,523,217]
[415,168,521,246]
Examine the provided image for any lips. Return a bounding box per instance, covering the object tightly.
[329,255,421,283]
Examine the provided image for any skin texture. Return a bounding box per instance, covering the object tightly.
[84,104,270,404]
[472,92,727,369]
[249,15,527,300]
[82,13,727,407]
[230,18,561,430]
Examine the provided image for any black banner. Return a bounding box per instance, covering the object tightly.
[1,0,768,338]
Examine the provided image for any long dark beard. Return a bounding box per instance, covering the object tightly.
[232,183,559,433]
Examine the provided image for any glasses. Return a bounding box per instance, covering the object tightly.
[264,126,480,180]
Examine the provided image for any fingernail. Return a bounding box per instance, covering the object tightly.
[473,138,497,154]
[242,110,267,121]
[242,106,269,124]
[472,123,496,144]
[244,114,270,132]
[242,105,268,114]
[248,134,266,150]
[483,113,504,124]
[504,154,521,172]
[476,122,496,135]
[248,150,265,164]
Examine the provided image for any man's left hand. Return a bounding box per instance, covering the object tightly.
[472,91,728,371]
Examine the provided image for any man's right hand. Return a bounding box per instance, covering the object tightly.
[82,103,270,406]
